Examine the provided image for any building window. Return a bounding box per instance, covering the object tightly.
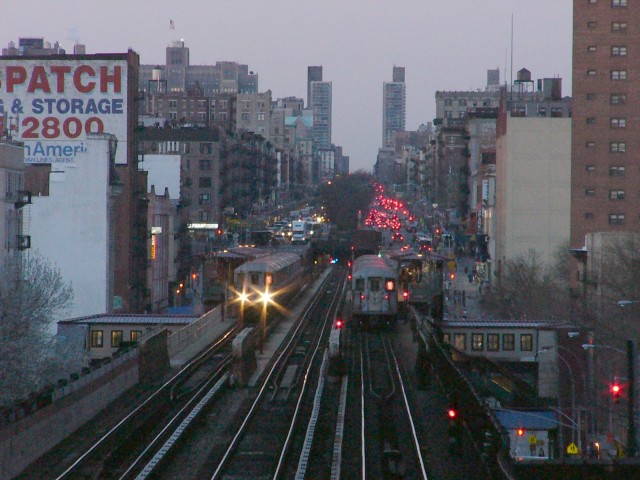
[586,164,596,172]
[199,159,212,170]
[609,165,625,176]
[444,98,453,106]
[91,330,103,348]
[458,99,467,106]
[453,333,466,351]
[610,142,626,153]
[611,94,627,105]
[612,22,627,32]
[444,110,453,119]
[587,70,597,76]
[611,70,627,80]
[611,118,626,128]
[586,117,596,125]
[588,0,596,3]
[199,193,211,205]
[241,112,250,122]
[199,177,212,188]
[168,99,177,108]
[199,143,212,154]
[586,188,596,197]
[586,141,596,148]
[111,330,123,348]
[443,333,451,344]
[487,334,500,352]
[130,330,142,342]
[502,334,515,351]
[612,0,627,7]
[609,213,625,224]
[611,46,628,56]
[257,112,265,121]
[520,334,533,352]
[588,21,597,28]
[198,210,211,222]
[586,93,596,100]
[471,333,484,351]
[197,112,207,121]
[585,212,595,220]
[609,190,625,200]
[587,45,597,53]
[483,99,492,106]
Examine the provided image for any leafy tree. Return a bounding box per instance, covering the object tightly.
[480,249,570,320]
[318,171,374,231]
[0,253,76,405]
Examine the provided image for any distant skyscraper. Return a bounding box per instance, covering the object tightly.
[308,66,332,149]
[307,66,323,107]
[382,67,406,148]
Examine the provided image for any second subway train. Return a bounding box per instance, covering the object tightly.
[350,254,399,329]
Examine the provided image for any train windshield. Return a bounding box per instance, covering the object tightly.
[250,273,260,285]
[369,278,382,291]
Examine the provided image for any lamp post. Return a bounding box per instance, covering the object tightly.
[583,342,636,457]
[539,348,578,451]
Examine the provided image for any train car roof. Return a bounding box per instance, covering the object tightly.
[235,252,301,273]
[352,254,396,276]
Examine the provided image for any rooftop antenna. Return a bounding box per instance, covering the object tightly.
[510,13,514,101]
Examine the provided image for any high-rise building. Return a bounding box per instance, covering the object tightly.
[307,66,332,150]
[382,66,406,148]
[307,66,323,107]
[570,2,640,251]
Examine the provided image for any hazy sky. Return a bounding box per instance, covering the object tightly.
[1,0,573,172]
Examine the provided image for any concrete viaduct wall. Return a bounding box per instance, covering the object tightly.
[0,306,223,480]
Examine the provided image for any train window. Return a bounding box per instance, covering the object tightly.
[265,273,273,285]
[130,330,142,342]
[91,330,103,348]
[471,333,484,351]
[369,278,382,291]
[520,334,533,352]
[443,333,451,344]
[237,273,245,286]
[502,334,515,351]
[453,333,466,351]
[111,330,123,348]
[487,334,500,351]
[355,278,365,290]
[385,279,395,291]
[250,273,260,285]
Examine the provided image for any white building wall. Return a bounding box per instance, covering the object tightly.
[30,134,116,321]
[496,116,571,266]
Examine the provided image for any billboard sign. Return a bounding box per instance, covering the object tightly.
[0,58,128,164]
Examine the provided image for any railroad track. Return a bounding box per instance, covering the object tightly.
[359,331,429,480]
[208,268,346,479]
[51,326,239,480]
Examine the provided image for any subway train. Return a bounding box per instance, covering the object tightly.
[350,254,399,329]
[233,252,305,323]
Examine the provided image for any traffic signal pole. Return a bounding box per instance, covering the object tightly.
[627,339,636,457]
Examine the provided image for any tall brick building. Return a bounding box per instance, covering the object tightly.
[571,0,639,250]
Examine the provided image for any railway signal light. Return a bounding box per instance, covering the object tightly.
[447,408,458,420]
[612,383,621,403]
[335,318,344,329]
[449,273,456,280]
[403,290,409,300]
[517,428,525,437]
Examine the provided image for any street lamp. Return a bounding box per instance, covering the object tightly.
[583,341,636,457]
[538,348,579,452]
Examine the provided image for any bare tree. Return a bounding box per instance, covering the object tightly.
[0,252,76,405]
[480,249,570,320]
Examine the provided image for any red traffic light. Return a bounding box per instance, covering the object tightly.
[447,408,457,419]
[403,290,409,299]
[335,319,344,329]
[612,383,621,403]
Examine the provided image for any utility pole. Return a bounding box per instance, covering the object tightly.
[627,339,636,457]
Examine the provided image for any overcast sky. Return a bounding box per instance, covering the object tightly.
[1,0,573,172]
